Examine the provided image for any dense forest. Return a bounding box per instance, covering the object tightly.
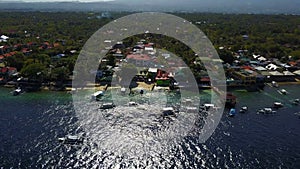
[0,12,300,88]
[178,13,300,61]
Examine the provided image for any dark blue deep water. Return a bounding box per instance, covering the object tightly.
[0,85,299,168]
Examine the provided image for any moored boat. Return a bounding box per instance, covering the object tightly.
[279,89,287,95]
[273,102,284,108]
[162,107,176,117]
[100,102,115,109]
[58,135,83,144]
[120,87,126,94]
[12,87,23,96]
[257,108,276,114]
[271,81,279,88]
[200,103,217,112]
[239,106,248,113]
[91,91,104,101]
[293,99,299,105]
[228,108,236,117]
[128,101,138,106]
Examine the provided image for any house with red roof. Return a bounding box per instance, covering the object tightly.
[0,67,17,76]
[155,69,171,86]
[39,42,52,49]
[13,44,22,51]
[22,48,32,55]
[3,51,16,58]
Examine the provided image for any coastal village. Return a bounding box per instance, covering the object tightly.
[1,12,300,112]
[1,10,300,168]
[1,32,300,94]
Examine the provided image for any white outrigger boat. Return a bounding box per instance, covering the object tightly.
[100,102,115,109]
[200,104,219,111]
[278,89,287,95]
[273,102,284,108]
[239,106,248,113]
[292,99,299,105]
[58,135,83,144]
[271,81,279,88]
[257,108,276,114]
[91,91,104,101]
[120,87,126,95]
[12,87,23,96]
[128,101,138,106]
[162,107,176,117]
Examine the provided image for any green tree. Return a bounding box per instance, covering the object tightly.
[218,49,234,64]
[20,63,47,80]
[50,66,70,82]
[36,54,51,65]
[290,50,300,60]
[106,53,116,67]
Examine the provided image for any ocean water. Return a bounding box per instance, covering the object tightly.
[0,85,299,168]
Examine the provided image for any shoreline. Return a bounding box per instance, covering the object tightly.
[1,81,299,93]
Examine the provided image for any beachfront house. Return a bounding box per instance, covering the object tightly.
[262,70,296,82]
[156,69,170,87]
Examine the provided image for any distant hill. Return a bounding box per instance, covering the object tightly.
[0,0,299,14]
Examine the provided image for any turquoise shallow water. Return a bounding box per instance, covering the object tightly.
[0,86,299,168]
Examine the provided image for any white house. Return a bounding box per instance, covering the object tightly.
[257,56,267,62]
[266,63,278,70]
[0,35,9,42]
[253,54,260,59]
[0,35,9,40]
